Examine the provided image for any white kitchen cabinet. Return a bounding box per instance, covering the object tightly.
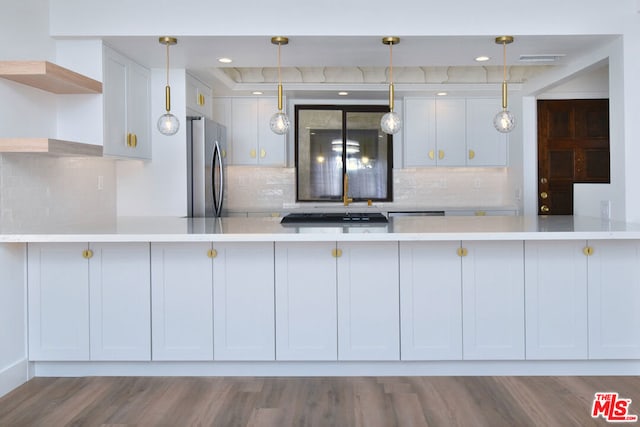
[213,242,275,361]
[524,240,588,360]
[403,98,436,167]
[151,243,213,360]
[275,242,338,361]
[186,73,212,119]
[462,240,525,360]
[400,241,462,360]
[28,243,90,361]
[436,98,467,166]
[588,240,640,359]
[89,242,150,361]
[230,97,285,166]
[103,45,151,159]
[337,241,400,361]
[465,98,508,166]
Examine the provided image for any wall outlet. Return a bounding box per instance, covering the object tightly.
[600,200,611,220]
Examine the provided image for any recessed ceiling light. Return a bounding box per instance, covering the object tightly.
[217,57,233,64]
[475,56,490,62]
[338,91,349,96]
[437,92,448,96]
[252,91,263,95]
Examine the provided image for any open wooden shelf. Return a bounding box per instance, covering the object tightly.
[0,61,102,94]
[0,138,103,156]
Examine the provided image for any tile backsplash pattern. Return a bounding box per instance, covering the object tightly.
[0,154,116,231]
[224,166,513,212]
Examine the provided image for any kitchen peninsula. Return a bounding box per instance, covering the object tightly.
[1,214,639,390]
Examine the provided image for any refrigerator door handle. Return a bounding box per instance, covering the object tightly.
[212,140,224,217]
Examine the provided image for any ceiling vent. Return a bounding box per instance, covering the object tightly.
[519,54,566,63]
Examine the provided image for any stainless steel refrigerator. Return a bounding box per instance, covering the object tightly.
[187,116,226,217]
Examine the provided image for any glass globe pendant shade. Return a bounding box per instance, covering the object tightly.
[381,111,402,135]
[157,113,180,136]
[270,111,290,135]
[493,109,516,133]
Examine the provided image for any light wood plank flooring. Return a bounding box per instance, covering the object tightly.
[1,376,638,426]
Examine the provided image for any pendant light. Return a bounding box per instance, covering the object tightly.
[493,35,515,133]
[270,36,290,135]
[157,36,180,136]
[380,36,402,135]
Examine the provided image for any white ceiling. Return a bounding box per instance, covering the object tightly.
[102,34,616,97]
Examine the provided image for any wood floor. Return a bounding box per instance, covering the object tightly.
[0,376,638,426]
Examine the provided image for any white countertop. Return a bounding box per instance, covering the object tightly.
[2,215,640,243]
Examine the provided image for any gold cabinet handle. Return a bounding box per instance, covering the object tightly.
[260,148,266,158]
[250,149,257,158]
[132,133,137,148]
[583,246,594,256]
[438,150,445,160]
[474,210,486,216]
[331,248,343,258]
[457,247,468,257]
[540,205,550,213]
[207,249,217,258]
[221,149,227,158]
[428,150,434,160]
[540,191,548,199]
[198,93,205,106]
[126,133,132,147]
[468,149,475,160]
[82,249,93,259]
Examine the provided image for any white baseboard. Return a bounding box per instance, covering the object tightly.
[0,358,29,398]
[32,360,640,378]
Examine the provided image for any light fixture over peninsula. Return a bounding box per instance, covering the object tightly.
[380,36,402,135]
[270,36,290,135]
[157,36,179,136]
[493,35,516,133]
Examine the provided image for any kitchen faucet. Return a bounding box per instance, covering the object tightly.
[343,173,353,206]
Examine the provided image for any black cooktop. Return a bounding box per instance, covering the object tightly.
[280,212,389,224]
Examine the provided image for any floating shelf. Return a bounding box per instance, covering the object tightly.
[0,138,103,156]
[0,61,102,94]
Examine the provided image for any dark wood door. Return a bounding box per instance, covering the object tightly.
[537,99,610,215]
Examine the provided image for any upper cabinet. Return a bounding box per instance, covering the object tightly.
[186,73,213,119]
[103,45,151,159]
[403,97,508,167]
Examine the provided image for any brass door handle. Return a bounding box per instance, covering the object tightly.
[207,249,217,258]
[540,205,550,213]
[428,150,434,160]
[468,149,475,160]
[583,246,594,256]
[331,248,343,258]
[82,249,93,259]
[457,247,468,257]
[540,191,548,199]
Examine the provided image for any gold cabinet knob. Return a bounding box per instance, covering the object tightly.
[82,249,93,259]
[540,191,548,199]
[428,150,435,160]
[331,248,343,258]
[438,150,445,160]
[260,148,266,158]
[468,149,475,160]
[583,246,594,256]
[540,177,548,184]
[221,149,227,158]
[457,247,468,257]
[250,149,257,158]
[540,205,550,213]
[207,249,217,258]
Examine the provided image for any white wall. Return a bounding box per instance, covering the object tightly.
[0,244,27,398]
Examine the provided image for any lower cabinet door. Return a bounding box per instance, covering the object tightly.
[337,241,400,361]
[400,241,462,360]
[89,242,151,361]
[151,243,213,360]
[462,240,525,360]
[213,242,275,360]
[275,242,338,361]
[588,240,640,359]
[524,240,588,360]
[28,243,90,361]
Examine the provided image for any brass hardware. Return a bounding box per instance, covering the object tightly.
[207,249,217,258]
[131,133,137,148]
[469,149,475,160]
[250,149,257,158]
[260,148,266,158]
[165,85,171,112]
[331,248,343,258]
[540,191,548,199]
[583,246,594,256]
[428,150,434,160]
[381,37,400,120]
[438,150,445,160]
[159,36,178,46]
[540,177,548,184]
[126,133,131,147]
[367,199,373,206]
[82,249,93,259]
[495,36,514,110]
[343,173,353,206]
[271,37,289,114]
[457,247,468,257]
[221,149,227,158]
[197,93,205,106]
[382,36,401,46]
[540,205,550,213]
[474,211,486,216]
